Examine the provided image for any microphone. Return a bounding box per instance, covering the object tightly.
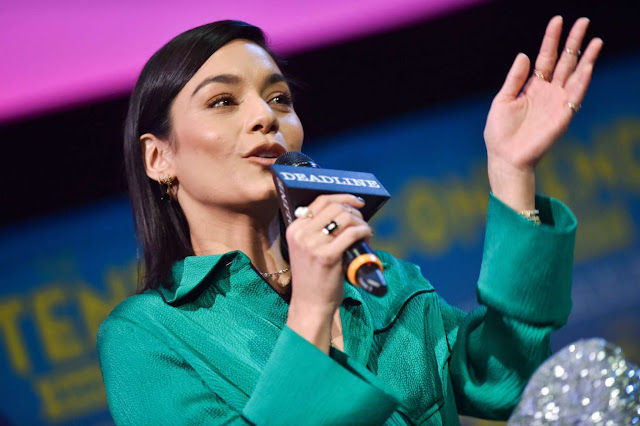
[272,151,389,296]
[508,338,640,425]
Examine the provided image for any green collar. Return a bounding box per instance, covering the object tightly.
[157,250,365,306]
[155,250,433,333]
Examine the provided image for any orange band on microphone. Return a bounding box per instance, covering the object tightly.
[347,254,383,286]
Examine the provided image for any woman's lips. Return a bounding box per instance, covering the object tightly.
[243,142,287,159]
[246,156,279,166]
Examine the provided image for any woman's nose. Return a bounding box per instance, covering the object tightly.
[247,97,279,134]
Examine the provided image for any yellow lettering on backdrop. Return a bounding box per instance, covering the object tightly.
[537,154,570,202]
[617,120,640,187]
[33,286,85,362]
[36,377,64,421]
[592,128,620,188]
[567,143,597,200]
[574,207,634,261]
[369,234,406,260]
[368,203,407,258]
[0,297,31,374]
[444,180,486,244]
[533,118,640,262]
[35,363,107,422]
[405,181,448,253]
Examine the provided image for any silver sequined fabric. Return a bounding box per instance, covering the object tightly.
[508,338,640,425]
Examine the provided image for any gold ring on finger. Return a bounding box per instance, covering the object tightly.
[533,69,549,81]
[564,47,581,57]
[568,102,581,114]
[322,220,340,235]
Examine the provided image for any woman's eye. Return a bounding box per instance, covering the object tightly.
[269,93,293,106]
[208,95,236,108]
[213,99,231,108]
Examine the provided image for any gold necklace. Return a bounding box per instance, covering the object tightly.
[259,268,291,288]
[258,267,290,279]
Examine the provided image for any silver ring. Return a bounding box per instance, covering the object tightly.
[322,220,339,235]
[294,206,313,219]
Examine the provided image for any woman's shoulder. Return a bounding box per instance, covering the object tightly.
[96,290,186,380]
[98,290,168,341]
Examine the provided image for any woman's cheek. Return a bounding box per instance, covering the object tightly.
[283,115,304,150]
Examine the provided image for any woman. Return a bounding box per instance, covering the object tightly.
[97,18,602,425]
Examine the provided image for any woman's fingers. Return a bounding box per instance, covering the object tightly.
[551,17,590,86]
[314,202,363,225]
[327,224,373,254]
[309,205,372,255]
[306,202,366,243]
[304,194,364,219]
[564,37,604,106]
[533,16,563,81]
[496,52,531,101]
[287,194,366,247]
[286,194,372,273]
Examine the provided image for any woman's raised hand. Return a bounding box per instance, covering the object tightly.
[284,194,370,352]
[483,16,603,211]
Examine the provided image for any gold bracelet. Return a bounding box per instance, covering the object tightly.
[519,209,541,225]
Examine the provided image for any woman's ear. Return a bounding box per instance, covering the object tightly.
[140,133,175,181]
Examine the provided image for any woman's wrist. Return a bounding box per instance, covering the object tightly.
[286,302,336,354]
[487,154,536,212]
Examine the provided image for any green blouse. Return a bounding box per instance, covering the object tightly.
[97,193,577,425]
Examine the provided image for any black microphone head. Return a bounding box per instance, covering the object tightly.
[275,151,320,168]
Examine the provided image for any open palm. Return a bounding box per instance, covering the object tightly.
[484,16,603,173]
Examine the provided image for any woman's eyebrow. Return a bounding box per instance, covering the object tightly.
[191,72,289,98]
[265,73,288,87]
[191,74,241,97]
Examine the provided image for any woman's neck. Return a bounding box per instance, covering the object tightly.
[186,201,288,276]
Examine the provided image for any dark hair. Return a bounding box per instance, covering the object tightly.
[124,20,282,292]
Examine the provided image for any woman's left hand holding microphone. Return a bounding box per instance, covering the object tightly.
[284,194,370,354]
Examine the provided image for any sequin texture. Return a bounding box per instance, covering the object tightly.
[508,338,640,425]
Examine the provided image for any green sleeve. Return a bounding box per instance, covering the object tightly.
[441,192,576,420]
[98,317,398,425]
[244,326,398,424]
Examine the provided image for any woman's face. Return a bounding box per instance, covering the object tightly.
[162,39,304,213]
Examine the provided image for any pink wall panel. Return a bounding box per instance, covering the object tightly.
[0,0,485,123]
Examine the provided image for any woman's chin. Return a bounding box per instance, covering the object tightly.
[246,185,280,207]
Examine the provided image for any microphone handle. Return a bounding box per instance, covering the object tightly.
[344,240,387,296]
